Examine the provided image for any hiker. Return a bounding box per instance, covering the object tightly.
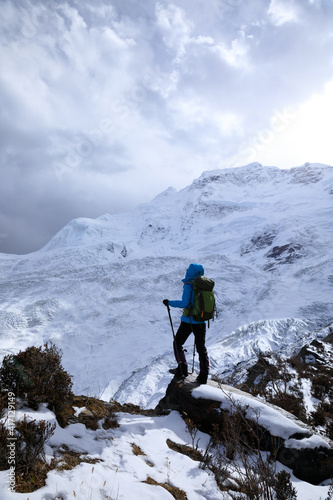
[163,263,210,384]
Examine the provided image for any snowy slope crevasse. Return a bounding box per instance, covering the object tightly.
[0,163,332,405]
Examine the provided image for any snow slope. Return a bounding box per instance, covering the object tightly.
[0,385,331,500]
[0,162,332,406]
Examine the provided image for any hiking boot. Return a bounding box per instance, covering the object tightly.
[196,373,208,385]
[170,363,188,378]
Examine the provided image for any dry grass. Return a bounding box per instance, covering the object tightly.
[143,476,188,500]
[166,438,203,462]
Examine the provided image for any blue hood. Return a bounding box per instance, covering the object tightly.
[182,263,204,283]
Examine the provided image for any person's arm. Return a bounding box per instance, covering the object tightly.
[168,284,192,309]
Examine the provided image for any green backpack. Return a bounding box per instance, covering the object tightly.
[184,276,216,322]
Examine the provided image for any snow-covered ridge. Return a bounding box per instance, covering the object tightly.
[38,162,333,257]
[192,162,331,188]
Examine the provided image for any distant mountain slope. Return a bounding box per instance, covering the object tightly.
[0,162,332,405]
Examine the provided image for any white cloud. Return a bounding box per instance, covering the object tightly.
[270,79,333,166]
[155,2,193,58]
[0,0,332,253]
[231,80,333,168]
[268,0,299,25]
[212,31,252,69]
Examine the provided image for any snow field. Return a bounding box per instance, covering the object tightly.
[1,398,331,499]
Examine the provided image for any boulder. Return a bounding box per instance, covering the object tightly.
[157,374,333,485]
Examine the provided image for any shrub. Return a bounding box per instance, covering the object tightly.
[0,423,10,470]
[326,420,333,441]
[311,372,332,400]
[15,416,56,474]
[311,406,327,427]
[275,470,297,500]
[310,398,333,440]
[199,395,298,500]
[0,392,6,419]
[0,343,73,423]
[0,416,56,492]
[102,407,119,430]
[268,391,306,421]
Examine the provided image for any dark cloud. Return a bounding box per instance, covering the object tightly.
[0,0,332,254]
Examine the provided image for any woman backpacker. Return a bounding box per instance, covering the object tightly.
[163,263,213,384]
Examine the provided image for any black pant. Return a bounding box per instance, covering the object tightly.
[173,321,209,375]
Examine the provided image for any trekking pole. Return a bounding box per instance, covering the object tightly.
[166,304,184,378]
[166,304,175,339]
[192,340,195,374]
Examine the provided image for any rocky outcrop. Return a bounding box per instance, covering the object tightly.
[157,375,333,485]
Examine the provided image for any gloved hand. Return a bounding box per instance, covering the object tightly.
[163,299,169,307]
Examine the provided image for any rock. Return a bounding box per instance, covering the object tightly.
[266,243,303,264]
[156,374,333,485]
[157,376,222,432]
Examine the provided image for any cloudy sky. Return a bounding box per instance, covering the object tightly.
[1,0,333,254]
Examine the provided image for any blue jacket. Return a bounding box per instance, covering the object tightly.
[168,263,205,324]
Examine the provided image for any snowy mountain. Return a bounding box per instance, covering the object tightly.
[0,162,332,408]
